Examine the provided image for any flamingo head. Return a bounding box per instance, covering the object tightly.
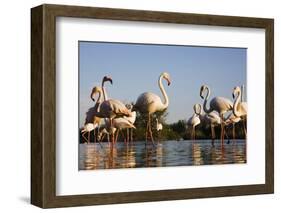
[200,85,207,99]
[232,86,241,99]
[102,76,113,86]
[162,72,171,86]
[90,86,102,102]
[193,103,202,115]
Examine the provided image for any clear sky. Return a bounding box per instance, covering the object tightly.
[79,41,246,127]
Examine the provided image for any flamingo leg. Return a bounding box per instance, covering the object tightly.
[94,128,96,143]
[100,133,105,142]
[145,114,149,142]
[224,126,230,144]
[110,119,115,144]
[126,129,129,143]
[130,129,133,143]
[148,114,155,146]
[115,129,120,143]
[220,114,225,145]
[243,119,247,138]
[232,124,236,141]
[193,126,195,141]
[82,132,88,144]
[211,125,215,146]
[120,130,127,143]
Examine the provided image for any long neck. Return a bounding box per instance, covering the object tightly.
[158,75,169,110]
[93,90,102,113]
[233,91,242,117]
[102,82,108,101]
[203,86,213,113]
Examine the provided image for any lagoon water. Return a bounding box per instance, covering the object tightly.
[79,140,246,170]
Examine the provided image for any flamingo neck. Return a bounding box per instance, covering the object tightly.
[158,75,169,110]
[233,90,242,117]
[102,82,108,101]
[203,86,212,113]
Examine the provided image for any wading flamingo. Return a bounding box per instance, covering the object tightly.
[200,85,233,144]
[91,86,132,143]
[225,84,246,140]
[187,104,201,140]
[81,123,98,144]
[134,72,171,145]
[83,106,102,143]
[195,103,221,145]
[232,86,248,136]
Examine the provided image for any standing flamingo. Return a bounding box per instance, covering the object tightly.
[200,85,233,144]
[187,104,201,140]
[83,106,102,143]
[134,72,171,145]
[113,117,136,143]
[91,86,132,143]
[232,86,248,136]
[195,103,221,145]
[81,123,98,144]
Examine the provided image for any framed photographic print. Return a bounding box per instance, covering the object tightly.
[31,4,274,208]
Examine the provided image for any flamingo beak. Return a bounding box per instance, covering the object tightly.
[103,76,113,85]
[200,86,204,99]
[166,78,171,86]
[108,77,113,85]
[167,80,171,86]
[232,93,235,99]
[90,90,95,102]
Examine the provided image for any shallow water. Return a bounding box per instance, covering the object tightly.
[79,140,246,170]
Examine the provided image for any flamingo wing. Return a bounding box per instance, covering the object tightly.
[135,92,162,113]
[210,97,233,113]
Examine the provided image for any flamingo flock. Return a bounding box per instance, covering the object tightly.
[81,72,247,146]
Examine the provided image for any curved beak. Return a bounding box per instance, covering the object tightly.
[232,93,235,99]
[199,86,204,99]
[90,89,95,102]
[165,77,171,86]
[107,77,113,85]
[102,76,113,86]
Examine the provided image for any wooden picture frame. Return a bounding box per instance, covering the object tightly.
[31,4,274,208]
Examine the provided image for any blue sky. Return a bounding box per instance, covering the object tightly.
[79,41,246,127]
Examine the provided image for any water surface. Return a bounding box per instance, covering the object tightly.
[79,140,246,170]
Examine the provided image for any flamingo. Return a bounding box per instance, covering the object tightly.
[134,72,171,145]
[225,85,246,140]
[97,115,136,143]
[187,104,201,140]
[200,85,233,144]
[232,86,248,136]
[91,86,132,143]
[82,76,112,143]
[155,118,163,142]
[81,123,98,144]
[195,103,221,145]
[83,106,102,143]
[113,116,136,143]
